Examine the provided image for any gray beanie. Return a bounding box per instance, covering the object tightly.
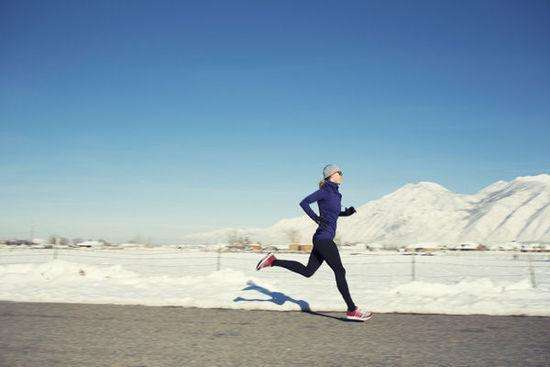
[322,164,341,179]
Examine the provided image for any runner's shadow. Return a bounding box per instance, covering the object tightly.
[233,280,310,310]
[233,280,356,322]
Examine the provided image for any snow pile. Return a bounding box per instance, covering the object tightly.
[0,260,260,308]
[379,278,548,316]
[1,259,548,316]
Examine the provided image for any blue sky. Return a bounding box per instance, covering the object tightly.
[1,0,549,242]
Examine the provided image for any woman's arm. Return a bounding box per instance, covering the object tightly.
[299,189,326,223]
[339,206,356,216]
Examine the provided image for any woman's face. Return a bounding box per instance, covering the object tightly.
[329,171,343,184]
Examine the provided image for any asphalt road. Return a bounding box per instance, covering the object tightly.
[0,301,549,367]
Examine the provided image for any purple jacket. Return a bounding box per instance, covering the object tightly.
[299,180,352,241]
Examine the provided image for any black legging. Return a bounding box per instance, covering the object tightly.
[272,237,356,312]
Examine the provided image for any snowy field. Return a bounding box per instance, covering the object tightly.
[1,247,549,316]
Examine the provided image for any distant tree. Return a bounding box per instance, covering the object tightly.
[226,230,254,246]
[47,235,68,245]
[382,243,399,251]
[285,228,301,244]
[226,229,239,245]
[129,235,144,244]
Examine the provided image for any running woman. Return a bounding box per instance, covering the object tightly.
[256,164,373,321]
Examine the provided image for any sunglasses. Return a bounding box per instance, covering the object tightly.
[335,171,343,176]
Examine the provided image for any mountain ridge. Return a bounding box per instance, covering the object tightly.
[180,173,550,246]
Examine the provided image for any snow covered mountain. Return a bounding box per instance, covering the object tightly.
[180,174,550,246]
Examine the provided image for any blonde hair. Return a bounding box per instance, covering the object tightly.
[319,179,327,189]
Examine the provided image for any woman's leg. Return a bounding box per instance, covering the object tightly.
[272,247,323,278]
[316,239,356,312]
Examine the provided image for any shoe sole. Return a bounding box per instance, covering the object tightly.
[256,253,273,270]
[346,313,374,322]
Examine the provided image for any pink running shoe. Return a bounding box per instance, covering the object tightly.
[346,307,374,321]
[256,252,276,270]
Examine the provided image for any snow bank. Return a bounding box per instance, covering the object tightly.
[1,259,548,316]
[379,278,549,316]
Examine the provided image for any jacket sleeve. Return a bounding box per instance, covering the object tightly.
[299,189,326,223]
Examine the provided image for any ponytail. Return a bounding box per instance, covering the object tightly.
[319,179,327,189]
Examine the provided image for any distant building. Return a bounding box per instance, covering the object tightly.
[458,242,487,251]
[520,243,550,252]
[405,243,442,252]
[245,243,263,252]
[222,242,263,252]
[288,243,313,253]
[76,240,104,248]
[223,243,247,252]
[495,242,522,251]
[445,242,487,251]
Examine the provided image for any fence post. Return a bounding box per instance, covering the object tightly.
[528,255,537,288]
[216,247,221,271]
[411,253,416,281]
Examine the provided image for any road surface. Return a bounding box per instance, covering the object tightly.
[0,301,548,366]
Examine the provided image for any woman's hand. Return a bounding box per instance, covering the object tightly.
[341,206,357,216]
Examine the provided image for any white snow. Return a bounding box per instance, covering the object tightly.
[1,248,549,316]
